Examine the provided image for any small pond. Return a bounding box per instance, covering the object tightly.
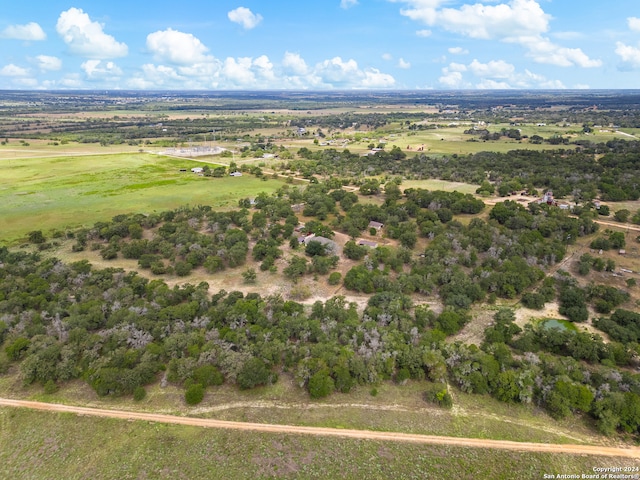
[542,319,577,332]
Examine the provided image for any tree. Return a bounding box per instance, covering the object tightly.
[283,256,308,283]
[305,240,328,257]
[237,357,272,390]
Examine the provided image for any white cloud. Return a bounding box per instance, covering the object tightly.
[228,7,263,30]
[468,59,514,78]
[223,57,256,85]
[58,74,83,89]
[513,36,602,67]
[439,59,566,89]
[615,42,640,68]
[439,70,467,88]
[361,69,396,88]
[56,8,128,58]
[628,17,640,33]
[448,47,469,55]
[131,50,395,90]
[316,57,360,84]
[147,29,212,65]
[1,22,46,41]
[416,29,432,37]
[392,0,600,68]
[282,52,309,75]
[81,60,123,79]
[0,64,29,77]
[36,55,62,71]
[398,58,411,69]
[476,79,512,89]
[382,53,393,61]
[341,0,359,9]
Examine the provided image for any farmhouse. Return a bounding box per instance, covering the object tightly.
[191,167,204,173]
[230,171,243,177]
[309,236,337,254]
[358,240,378,248]
[368,221,384,231]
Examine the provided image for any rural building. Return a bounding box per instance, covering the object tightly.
[358,240,378,248]
[230,171,243,177]
[368,221,384,231]
[191,167,204,173]
[301,235,337,254]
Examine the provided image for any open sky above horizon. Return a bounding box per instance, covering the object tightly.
[1,1,640,91]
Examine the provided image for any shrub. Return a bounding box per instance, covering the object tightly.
[174,261,192,277]
[395,368,410,385]
[43,380,59,395]
[192,365,223,387]
[424,383,453,408]
[308,371,335,399]
[5,337,30,360]
[328,272,342,286]
[133,386,146,401]
[185,383,205,405]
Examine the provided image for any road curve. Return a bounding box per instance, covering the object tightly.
[1,398,639,459]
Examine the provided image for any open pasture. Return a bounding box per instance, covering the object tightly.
[0,153,283,244]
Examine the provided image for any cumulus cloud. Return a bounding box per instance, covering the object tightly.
[628,17,640,33]
[615,42,640,69]
[0,64,30,77]
[361,68,396,88]
[36,55,62,71]
[341,0,359,9]
[439,59,565,89]
[398,58,411,69]
[132,41,394,90]
[81,60,123,79]
[391,0,600,68]
[1,22,46,41]
[228,7,263,30]
[282,52,310,75]
[448,47,469,55]
[56,8,128,58]
[147,29,212,65]
[468,59,514,78]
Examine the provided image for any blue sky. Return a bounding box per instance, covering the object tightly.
[1,1,640,90]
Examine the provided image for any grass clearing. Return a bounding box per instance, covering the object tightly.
[401,179,479,194]
[0,152,284,244]
[1,407,636,479]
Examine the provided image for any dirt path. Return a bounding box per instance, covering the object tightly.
[1,398,638,459]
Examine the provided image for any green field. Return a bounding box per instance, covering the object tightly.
[0,153,283,244]
[1,408,635,480]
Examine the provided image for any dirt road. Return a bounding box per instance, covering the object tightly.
[1,397,639,459]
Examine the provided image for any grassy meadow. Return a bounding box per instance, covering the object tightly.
[1,407,636,480]
[0,153,284,244]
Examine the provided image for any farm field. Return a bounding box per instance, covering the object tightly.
[0,153,283,244]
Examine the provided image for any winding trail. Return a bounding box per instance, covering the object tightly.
[1,398,639,459]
